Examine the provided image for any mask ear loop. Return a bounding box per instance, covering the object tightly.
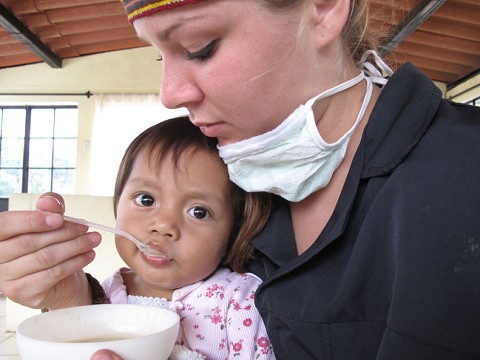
[306,75,373,148]
[303,71,365,147]
[305,71,365,109]
[358,50,393,85]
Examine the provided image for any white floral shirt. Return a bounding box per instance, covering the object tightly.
[102,267,275,360]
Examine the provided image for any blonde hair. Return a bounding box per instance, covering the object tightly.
[343,0,378,62]
[261,0,378,63]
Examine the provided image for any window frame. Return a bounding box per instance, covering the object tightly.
[0,104,78,197]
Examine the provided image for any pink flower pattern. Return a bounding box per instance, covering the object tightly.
[103,267,275,359]
[178,270,275,358]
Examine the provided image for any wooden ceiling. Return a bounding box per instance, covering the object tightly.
[0,0,479,87]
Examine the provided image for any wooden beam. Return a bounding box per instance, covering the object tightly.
[0,3,62,68]
[380,0,447,56]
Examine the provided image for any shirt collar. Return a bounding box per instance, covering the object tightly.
[362,62,442,178]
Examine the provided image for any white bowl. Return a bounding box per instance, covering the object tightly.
[16,304,179,360]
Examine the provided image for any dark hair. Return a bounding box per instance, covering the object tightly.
[113,116,271,273]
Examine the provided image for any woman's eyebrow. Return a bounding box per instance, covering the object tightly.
[158,22,181,41]
[156,14,204,41]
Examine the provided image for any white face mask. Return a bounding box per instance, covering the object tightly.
[218,51,393,202]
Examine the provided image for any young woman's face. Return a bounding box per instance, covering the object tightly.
[115,147,234,297]
[134,0,324,145]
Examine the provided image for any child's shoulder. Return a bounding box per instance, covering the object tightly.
[203,267,263,293]
[174,268,262,303]
[212,266,262,283]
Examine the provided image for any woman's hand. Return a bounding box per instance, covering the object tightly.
[0,193,101,309]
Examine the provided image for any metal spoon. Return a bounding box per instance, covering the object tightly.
[64,215,162,256]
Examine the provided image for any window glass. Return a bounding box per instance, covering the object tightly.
[52,169,75,193]
[28,169,51,194]
[0,139,24,167]
[2,109,26,138]
[29,139,54,168]
[31,109,54,138]
[54,108,78,137]
[0,105,77,197]
[0,169,22,197]
[53,139,77,167]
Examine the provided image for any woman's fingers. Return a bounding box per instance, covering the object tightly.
[0,224,101,308]
[1,251,96,308]
[35,193,65,213]
[91,350,125,360]
[0,210,64,241]
[0,220,90,263]
[0,193,66,242]
[0,192,100,309]
[1,231,100,279]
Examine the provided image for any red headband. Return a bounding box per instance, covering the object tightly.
[121,0,206,23]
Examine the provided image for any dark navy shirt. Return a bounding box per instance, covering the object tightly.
[248,63,480,359]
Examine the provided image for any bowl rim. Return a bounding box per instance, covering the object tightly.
[16,303,180,344]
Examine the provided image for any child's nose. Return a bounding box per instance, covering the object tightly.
[147,211,180,241]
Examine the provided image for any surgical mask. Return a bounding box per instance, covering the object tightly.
[218,51,393,202]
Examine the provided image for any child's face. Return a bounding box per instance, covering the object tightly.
[115,146,234,298]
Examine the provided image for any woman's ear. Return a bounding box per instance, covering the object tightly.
[309,0,350,48]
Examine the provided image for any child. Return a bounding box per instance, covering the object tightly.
[100,116,274,359]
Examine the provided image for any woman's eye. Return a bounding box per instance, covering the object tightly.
[134,193,155,207]
[186,39,218,62]
[187,206,211,220]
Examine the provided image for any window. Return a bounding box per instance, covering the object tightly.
[0,105,78,198]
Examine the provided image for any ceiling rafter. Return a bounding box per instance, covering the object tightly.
[380,0,447,56]
[0,3,62,68]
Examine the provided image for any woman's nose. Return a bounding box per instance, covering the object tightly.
[160,59,203,109]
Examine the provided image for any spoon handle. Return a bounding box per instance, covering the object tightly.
[63,215,148,252]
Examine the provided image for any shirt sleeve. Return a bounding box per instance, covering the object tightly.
[177,269,275,359]
[224,273,275,359]
[101,267,128,304]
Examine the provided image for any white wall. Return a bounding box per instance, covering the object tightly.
[0,46,162,94]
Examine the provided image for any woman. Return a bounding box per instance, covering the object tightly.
[1,1,479,359]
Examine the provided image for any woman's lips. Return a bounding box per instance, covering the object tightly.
[197,122,223,138]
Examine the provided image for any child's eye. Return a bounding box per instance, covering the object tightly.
[186,39,218,62]
[134,193,155,207]
[187,206,211,220]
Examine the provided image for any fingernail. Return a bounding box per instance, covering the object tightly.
[43,195,64,208]
[45,213,63,227]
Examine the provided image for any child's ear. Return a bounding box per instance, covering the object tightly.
[308,0,351,49]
